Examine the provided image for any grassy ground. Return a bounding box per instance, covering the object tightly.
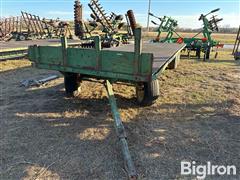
[79,30,237,44]
[143,32,237,44]
[0,50,239,179]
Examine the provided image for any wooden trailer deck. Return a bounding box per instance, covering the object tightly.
[108,43,185,73]
[0,39,81,50]
[0,39,81,61]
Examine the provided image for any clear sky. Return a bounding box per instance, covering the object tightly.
[1,0,239,28]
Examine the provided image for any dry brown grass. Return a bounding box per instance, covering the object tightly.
[0,60,31,72]
[143,32,237,44]
[0,50,239,179]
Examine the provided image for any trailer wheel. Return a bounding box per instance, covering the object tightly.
[64,73,81,97]
[136,80,160,106]
[18,35,26,41]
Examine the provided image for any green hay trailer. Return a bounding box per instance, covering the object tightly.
[28,28,185,179]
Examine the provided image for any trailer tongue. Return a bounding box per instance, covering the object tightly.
[28,28,185,178]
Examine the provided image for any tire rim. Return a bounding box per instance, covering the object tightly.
[19,35,25,41]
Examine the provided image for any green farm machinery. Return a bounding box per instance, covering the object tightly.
[74,0,134,47]
[28,27,185,178]
[232,25,240,60]
[150,8,223,60]
[0,11,72,41]
[150,14,179,43]
[0,0,135,61]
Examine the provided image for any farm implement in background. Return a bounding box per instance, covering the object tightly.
[0,0,136,61]
[0,12,73,60]
[232,25,240,60]
[150,8,224,60]
[74,0,135,48]
[0,16,24,41]
[0,11,72,42]
[0,39,85,61]
[28,27,185,179]
[149,14,179,43]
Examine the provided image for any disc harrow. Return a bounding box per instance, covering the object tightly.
[74,0,84,37]
[88,0,114,33]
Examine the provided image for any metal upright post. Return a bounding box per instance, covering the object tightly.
[12,17,15,32]
[61,36,68,66]
[94,35,101,70]
[134,28,142,74]
[16,17,19,33]
[4,19,7,35]
[19,16,22,33]
[232,25,240,55]
[147,0,152,32]
[8,18,11,33]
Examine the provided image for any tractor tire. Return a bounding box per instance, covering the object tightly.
[64,72,81,97]
[136,80,160,106]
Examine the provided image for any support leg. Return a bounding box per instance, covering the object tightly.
[105,80,137,180]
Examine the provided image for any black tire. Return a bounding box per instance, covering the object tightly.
[205,46,211,60]
[136,80,160,106]
[196,47,201,59]
[64,73,81,97]
[18,34,26,41]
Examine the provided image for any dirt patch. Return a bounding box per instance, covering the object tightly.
[0,50,239,179]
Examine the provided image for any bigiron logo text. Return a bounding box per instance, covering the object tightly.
[181,161,237,179]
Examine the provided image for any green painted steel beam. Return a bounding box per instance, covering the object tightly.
[105,80,137,179]
[34,63,149,82]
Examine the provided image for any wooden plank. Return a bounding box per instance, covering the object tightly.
[0,39,82,50]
